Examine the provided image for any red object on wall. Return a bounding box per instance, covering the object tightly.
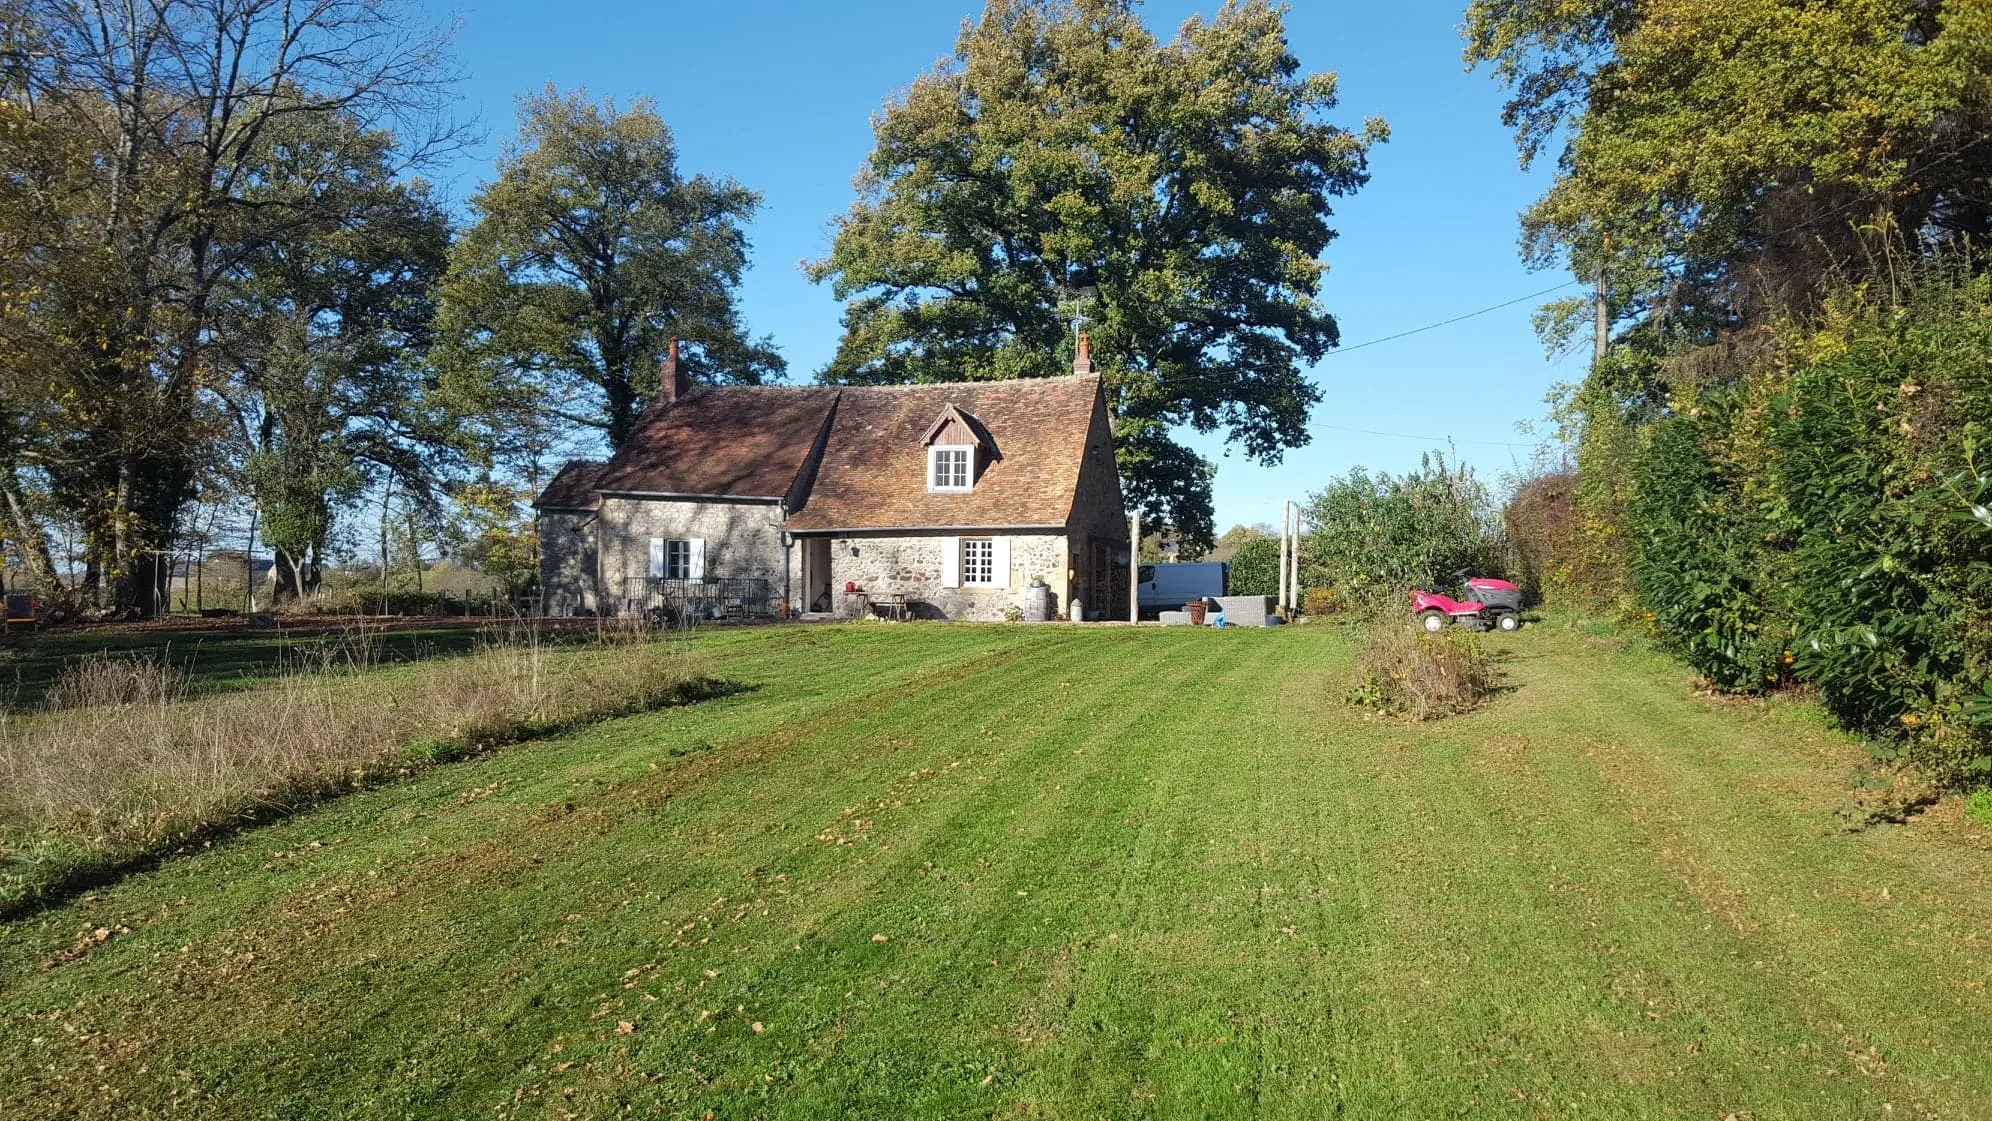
[844,581,857,594]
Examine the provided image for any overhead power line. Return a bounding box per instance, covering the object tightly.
[1324,280,1584,356]
[1308,422,1540,450]
[1320,131,1992,360]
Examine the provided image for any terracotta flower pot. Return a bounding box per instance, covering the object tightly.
[1186,601,1208,626]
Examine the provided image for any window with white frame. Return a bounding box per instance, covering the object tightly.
[960,537,996,585]
[650,538,695,580]
[665,539,692,579]
[928,445,973,491]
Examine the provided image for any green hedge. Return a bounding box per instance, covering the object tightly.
[1625,269,1992,782]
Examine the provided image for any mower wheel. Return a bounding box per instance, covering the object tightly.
[1495,612,1520,632]
[1418,610,1446,633]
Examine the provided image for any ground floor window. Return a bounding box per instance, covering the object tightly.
[650,538,698,580]
[961,537,995,586]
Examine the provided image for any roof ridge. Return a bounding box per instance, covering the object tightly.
[830,372,1100,393]
[673,373,1099,396]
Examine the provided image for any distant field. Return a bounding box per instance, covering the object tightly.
[2,622,1989,1119]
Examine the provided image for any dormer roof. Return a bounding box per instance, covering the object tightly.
[920,404,995,453]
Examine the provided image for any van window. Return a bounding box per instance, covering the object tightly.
[1138,565,1155,584]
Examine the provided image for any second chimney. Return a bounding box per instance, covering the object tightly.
[658,338,687,406]
[1072,332,1096,375]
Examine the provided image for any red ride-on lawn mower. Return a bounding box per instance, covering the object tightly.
[1410,575,1524,633]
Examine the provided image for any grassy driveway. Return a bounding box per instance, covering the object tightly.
[2,623,1989,1119]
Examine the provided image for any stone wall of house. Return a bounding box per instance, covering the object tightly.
[597,496,787,614]
[538,511,599,616]
[828,532,1068,621]
[1059,391,1130,619]
[1066,391,1130,545]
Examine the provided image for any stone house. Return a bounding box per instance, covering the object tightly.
[534,343,1129,621]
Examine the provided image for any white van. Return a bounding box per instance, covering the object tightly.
[1135,562,1229,618]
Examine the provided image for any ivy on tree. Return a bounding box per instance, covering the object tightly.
[809,0,1386,550]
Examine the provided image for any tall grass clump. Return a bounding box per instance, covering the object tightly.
[0,627,715,911]
[1346,622,1501,721]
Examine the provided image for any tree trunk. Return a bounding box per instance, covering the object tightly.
[107,453,194,617]
[1,480,63,592]
[271,547,316,603]
[111,460,136,613]
[406,507,424,593]
[378,477,394,615]
[604,369,639,448]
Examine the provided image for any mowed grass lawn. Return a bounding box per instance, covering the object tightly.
[4,623,1991,1120]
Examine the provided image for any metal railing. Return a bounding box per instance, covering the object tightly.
[619,577,777,624]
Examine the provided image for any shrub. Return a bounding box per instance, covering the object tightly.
[1301,586,1340,617]
[1228,536,1281,597]
[1965,788,1992,828]
[1627,405,1790,691]
[285,586,511,617]
[1502,466,1578,605]
[1301,453,1505,614]
[1346,623,1499,721]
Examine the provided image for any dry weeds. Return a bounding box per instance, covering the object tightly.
[1347,623,1501,721]
[0,626,711,905]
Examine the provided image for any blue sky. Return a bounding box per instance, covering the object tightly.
[424,0,1581,531]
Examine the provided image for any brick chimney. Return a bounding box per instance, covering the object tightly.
[1072,332,1096,375]
[658,338,687,405]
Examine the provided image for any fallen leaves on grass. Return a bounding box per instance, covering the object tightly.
[43,924,130,968]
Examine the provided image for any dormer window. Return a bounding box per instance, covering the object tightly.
[929,445,973,492]
[922,402,992,493]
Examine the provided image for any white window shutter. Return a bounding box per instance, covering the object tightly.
[648,538,665,579]
[992,536,1012,589]
[940,536,960,588]
[688,538,706,579]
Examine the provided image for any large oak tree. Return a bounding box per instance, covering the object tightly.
[435,90,783,458]
[809,0,1385,549]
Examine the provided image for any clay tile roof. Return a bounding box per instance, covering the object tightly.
[591,385,841,499]
[533,460,609,510]
[785,373,1103,532]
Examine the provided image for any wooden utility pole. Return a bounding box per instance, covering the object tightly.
[243,505,258,614]
[1594,271,1609,365]
[1128,510,1140,623]
[1279,501,1291,612]
[1288,503,1302,613]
